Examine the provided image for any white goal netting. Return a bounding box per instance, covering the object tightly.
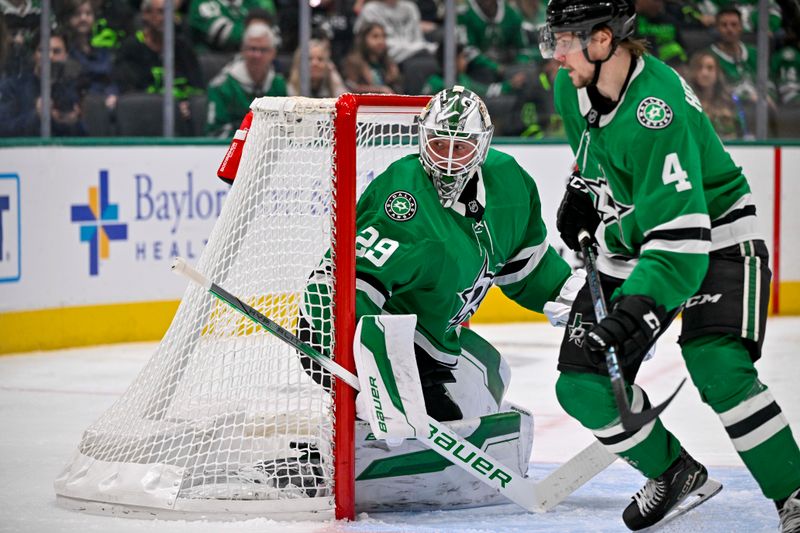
[54,95,426,519]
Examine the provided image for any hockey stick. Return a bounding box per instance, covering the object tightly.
[578,230,685,432]
[171,256,616,512]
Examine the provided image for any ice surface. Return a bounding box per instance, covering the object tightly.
[1,317,798,533]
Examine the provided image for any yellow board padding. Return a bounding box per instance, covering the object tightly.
[2,282,798,355]
[0,301,179,355]
[201,293,300,338]
[471,286,548,324]
[779,281,800,315]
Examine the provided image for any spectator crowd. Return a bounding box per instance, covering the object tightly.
[1,0,799,139]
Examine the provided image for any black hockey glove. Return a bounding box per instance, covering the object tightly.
[585,295,668,366]
[416,350,462,422]
[556,172,601,252]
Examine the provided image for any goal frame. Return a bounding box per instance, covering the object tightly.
[311,94,431,520]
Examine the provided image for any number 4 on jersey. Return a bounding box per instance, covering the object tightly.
[662,152,692,192]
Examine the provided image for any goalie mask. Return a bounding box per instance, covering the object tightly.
[418,86,493,208]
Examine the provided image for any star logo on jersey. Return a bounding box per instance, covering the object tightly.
[637,97,673,129]
[449,255,495,329]
[568,313,592,347]
[584,175,633,226]
[384,191,417,222]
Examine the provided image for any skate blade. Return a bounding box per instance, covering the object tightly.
[641,478,723,531]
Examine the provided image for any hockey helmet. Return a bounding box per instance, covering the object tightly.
[417,86,494,208]
[539,0,636,59]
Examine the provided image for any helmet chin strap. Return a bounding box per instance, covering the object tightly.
[582,41,619,87]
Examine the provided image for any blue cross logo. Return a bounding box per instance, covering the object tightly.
[70,170,128,276]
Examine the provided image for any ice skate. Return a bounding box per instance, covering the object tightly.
[622,449,722,531]
[779,488,800,533]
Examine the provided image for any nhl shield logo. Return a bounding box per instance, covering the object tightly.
[637,97,673,129]
[384,191,417,221]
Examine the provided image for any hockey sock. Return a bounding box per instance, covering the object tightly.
[683,334,800,500]
[555,371,682,478]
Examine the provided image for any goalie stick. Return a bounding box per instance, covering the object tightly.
[171,256,616,513]
[578,230,685,432]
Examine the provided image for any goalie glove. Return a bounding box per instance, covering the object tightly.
[556,171,600,252]
[543,269,586,327]
[585,295,668,366]
[217,110,253,185]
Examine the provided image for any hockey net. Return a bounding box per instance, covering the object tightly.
[54,94,430,520]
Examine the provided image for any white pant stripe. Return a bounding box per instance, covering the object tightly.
[719,389,775,426]
[730,411,788,452]
[592,386,658,454]
[741,245,750,339]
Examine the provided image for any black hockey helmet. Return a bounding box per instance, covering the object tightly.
[539,0,637,59]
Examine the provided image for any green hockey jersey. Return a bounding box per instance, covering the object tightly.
[554,54,760,311]
[303,150,570,367]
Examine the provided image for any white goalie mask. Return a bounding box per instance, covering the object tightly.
[418,86,494,208]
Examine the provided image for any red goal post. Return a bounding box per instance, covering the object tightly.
[332,94,431,519]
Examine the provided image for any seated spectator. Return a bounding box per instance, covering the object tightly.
[634,0,688,70]
[691,0,783,34]
[206,23,286,137]
[276,0,356,69]
[504,58,564,139]
[771,30,800,106]
[88,0,136,49]
[517,0,547,61]
[416,0,443,41]
[58,0,119,110]
[189,0,276,52]
[353,0,438,94]
[341,22,401,94]
[0,32,86,137]
[687,50,746,139]
[709,7,771,107]
[114,0,204,133]
[287,38,347,98]
[421,42,523,97]
[457,0,532,82]
[1,0,40,77]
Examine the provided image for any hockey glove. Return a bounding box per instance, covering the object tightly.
[544,269,586,327]
[585,295,667,366]
[556,171,601,252]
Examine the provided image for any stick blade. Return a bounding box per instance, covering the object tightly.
[620,378,686,432]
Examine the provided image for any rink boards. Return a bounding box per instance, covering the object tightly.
[0,141,797,353]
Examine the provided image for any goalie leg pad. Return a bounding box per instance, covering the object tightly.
[446,327,512,419]
[353,408,534,512]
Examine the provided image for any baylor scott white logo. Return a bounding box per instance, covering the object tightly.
[384,191,417,221]
[637,97,673,129]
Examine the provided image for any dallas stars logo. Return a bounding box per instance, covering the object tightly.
[637,97,673,129]
[449,255,495,329]
[568,313,592,347]
[384,191,417,221]
[583,175,633,226]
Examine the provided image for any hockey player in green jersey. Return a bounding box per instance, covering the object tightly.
[299,86,581,423]
[539,1,800,531]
